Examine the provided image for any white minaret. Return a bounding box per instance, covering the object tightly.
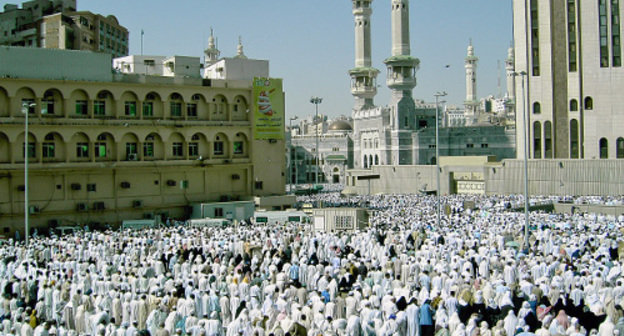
[235,36,247,59]
[350,0,379,110]
[464,40,479,116]
[505,46,515,101]
[204,28,220,66]
[384,0,419,102]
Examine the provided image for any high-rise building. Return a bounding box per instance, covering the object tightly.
[0,0,128,57]
[513,0,624,159]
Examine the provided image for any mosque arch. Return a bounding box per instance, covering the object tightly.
[42,89,64,116]
[41,132,65,163]
[189,133,209,159]
[570,119,579,158]
[533,121,542,159]
[231,95,249,121]
[0,132,10,163]
[544,121,553,158]
[69,132,90,162]
[599,138,608,158]
[94,132,116,161]
[211,94,228,121]
[213,132,229,157]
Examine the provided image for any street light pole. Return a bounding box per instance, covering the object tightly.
[310,97,322,185]
[434,91,447,228]
[23,102,35,246]
[289,116,298,193]
[517,70,530,250]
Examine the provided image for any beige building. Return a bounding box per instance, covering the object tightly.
[513,0,624,160]
[0,0,128,57]
[0,47,285,237]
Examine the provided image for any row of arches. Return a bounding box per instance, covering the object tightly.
[599,137,624,159]
[532,119,623,159]
[0,131,249,164]
[532,97,593,114]
[362,154,380,168]
[0,86,250,122]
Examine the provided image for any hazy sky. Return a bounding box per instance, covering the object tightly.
[6,0,514,119]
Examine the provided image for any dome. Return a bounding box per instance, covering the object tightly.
[328,120,353,131]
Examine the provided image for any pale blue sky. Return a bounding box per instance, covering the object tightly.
[5,0,514,118]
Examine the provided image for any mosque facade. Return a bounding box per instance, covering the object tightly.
[349,0,516,169]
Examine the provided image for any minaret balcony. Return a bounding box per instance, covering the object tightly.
[387,77,417,90]
[350,85,377,97]
[383,55,420,68]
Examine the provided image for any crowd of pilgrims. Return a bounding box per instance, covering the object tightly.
[0,193,623,336]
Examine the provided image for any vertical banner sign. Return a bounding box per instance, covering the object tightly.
[253,77,284,140]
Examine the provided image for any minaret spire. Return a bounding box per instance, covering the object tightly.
[464,39,479,116]
[505,45,515,101]
[235,36,247,59]
[204,28,220,65]
[349,0,379,111]
[384,0,419,99]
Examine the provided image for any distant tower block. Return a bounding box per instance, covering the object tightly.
[349,0,379,110]
[464,40,479,115]
[384,0,419,98]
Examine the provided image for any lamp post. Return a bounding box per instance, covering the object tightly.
[22,101,35,246]
[515,70,530,250]
[434,91,447,228]
[289,116,298,192]
[310,97,322,185]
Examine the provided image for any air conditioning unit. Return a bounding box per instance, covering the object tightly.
[127,153,138,161]
[17,185,25,191]
[231,174,240,180]
[166,180,176,187]
[77,203,88,212]
[29,206,40,214]
[132,200,143,208]
[93,202,105,210]
[120,181,131,189]
[70,183,81,191]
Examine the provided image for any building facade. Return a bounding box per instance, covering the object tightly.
[514,0,624,160]
[0,0,128,57]
[0,46,285,236]
[289,119,354,185]
[349,0,515,168]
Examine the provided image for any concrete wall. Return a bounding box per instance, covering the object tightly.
[345,158,624,196]
[0,46,112,81]
[554,203,624,216]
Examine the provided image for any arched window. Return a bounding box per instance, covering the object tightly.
[533,102,541,114]
[374,155,379,165]
[544,121,553,158]
[533,121,542,159]
[584,96,593,110]
[570,119,579,158]
[617,137,624,158]
[599,138,608,158]
[363,156,368,168]
[569,99,578,111]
